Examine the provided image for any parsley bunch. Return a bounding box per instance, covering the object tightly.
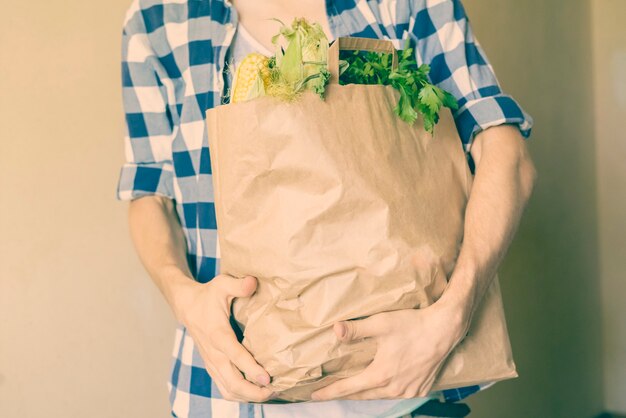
[338,40,459,134]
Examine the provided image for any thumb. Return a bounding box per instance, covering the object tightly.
[216,274,258,298]
[333,315,386,343]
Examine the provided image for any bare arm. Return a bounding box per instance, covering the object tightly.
[312,124,537,400]
[438,124,538,323]
[128,195,196,323]
[127,195,274,402]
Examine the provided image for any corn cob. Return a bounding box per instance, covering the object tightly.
[231,52,271,103]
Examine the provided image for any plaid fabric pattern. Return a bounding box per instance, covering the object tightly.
[115,0,533,417]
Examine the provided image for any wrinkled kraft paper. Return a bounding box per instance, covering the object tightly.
[205,39,517,403]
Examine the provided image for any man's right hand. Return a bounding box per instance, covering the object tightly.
[127,197,273,402]
[177,274,275,403]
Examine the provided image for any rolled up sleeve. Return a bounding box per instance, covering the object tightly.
[410,0,534,152]
[116,4,175,201]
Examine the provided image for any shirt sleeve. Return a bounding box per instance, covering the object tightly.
[115,3,176,201]
[409,0,534,152]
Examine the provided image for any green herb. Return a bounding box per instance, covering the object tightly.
[339,39,459,133]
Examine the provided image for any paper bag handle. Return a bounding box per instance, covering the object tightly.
[327,37,399,84]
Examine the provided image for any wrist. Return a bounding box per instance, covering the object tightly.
[156,264,201,324]
[436,266,480,334]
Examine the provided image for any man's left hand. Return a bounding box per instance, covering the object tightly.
[310,125,537,402]
[310,297,470,401]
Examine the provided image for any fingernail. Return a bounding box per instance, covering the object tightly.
[256,374,270,385]
[339,323,347,338]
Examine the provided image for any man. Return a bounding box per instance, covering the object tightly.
[116,0,536,416]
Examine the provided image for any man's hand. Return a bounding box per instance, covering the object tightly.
[177,274,276,403]
[310,297,467,401]
[312,124,537,401]
[127,197,274,403]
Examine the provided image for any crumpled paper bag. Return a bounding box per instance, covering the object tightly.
[205,37,517,402]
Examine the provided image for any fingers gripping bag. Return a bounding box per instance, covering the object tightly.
[205,35,517,402]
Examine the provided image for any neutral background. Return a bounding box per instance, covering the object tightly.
[1,0,624,417]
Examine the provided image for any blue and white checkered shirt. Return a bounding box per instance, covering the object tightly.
[116,0,533,416]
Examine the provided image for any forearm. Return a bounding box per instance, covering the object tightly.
[438,124,537,324]
[128,195,199,322]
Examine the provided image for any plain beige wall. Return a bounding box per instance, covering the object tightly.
[592,0,626,413]
[0,0,613,417]
[0,1,177,416]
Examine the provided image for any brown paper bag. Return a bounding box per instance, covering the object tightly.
[205,37,517,402]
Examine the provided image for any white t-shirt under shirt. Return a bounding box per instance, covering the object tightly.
[220,23,436,418]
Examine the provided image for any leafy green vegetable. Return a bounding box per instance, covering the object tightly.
[339,39,459,133]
